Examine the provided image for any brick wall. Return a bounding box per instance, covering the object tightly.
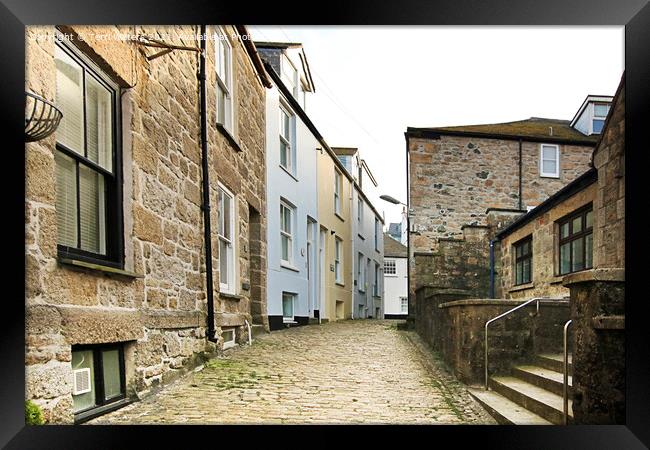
[25,25,267,423]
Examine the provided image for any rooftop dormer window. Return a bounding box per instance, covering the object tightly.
[592,103,610,134]
[281,54,298,98]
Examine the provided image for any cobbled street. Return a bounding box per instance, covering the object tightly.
[90,320,495,424]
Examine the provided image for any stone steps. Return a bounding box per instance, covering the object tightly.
[534,353,573,376]
[489,375,573,425]
[251,324,268,339]
[511,364,573,397]
[468,388,552,425]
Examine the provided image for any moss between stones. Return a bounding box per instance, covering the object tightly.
[25,400,45,425]
[202,358,272,391]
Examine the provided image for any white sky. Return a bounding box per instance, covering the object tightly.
[249,26,624,227]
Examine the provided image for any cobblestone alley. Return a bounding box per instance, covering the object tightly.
[90,320,495,424]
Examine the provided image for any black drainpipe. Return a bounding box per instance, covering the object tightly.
[489,239,497,298]
[198,24,217,342]
[518,138,523,210]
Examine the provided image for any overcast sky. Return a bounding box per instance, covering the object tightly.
[249,26,624,227]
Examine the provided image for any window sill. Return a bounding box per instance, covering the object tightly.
[219,292,242,301]
[335,282,345,287]
[58,257,143,279]
[216,123,242,152]
[280,261,300,272]
[283,319,297,324]
[540,173,559,179]
[74,397,133,424]
[335,212,345,222]
[279,164,299,182]
[509,282,535,293]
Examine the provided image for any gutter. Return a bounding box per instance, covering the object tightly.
[405,127,598,147]
[198,24,218,343]
[235,25,273,89]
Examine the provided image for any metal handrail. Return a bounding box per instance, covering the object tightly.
[563,319,573,425]
[484,297,563,390]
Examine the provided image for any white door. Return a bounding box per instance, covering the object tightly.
[307,220,316,317]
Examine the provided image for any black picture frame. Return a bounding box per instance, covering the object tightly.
[6,0,649,448]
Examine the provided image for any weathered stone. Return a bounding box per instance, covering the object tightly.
[59,306,144,344]
[133,203,163,245]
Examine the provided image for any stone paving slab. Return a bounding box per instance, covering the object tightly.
[89,320,496,425]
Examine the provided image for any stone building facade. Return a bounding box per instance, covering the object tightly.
[25,25,270,423]
[406,113,602,319]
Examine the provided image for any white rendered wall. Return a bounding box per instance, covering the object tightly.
[383,257,408,316]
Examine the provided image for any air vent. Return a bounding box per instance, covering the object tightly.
[73,368,92,395]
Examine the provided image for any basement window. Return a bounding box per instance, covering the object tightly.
[514,236,533,285]
[222,328,236,349]
[72,344,126,418]
[282,292,296,322]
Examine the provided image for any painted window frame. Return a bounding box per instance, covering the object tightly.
[334,169,342,215]
[218,183,236,294]
[539,143,560,178]
[513,235,533,286]
[334,236,343,284]
[384,259,397,276]
[557,205,594,276]
[281,54,298,98]
[215,26,234,134]
[282,292,296,322]
[280,200,294,265]
[54,33,124,270]
[279,101,295,174]
[222,328,236,349]
[400,296,408,313]
[373,262,381,297]
[592,102,610,134]
[357,252,365,292]
[71,343,126,419]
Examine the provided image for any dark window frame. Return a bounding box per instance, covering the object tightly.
[557,204,594,276]
[513,235,533,286]
[72,343,126,419]
[54,34,124,270]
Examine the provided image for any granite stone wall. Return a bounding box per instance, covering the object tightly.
[25,25,267,423]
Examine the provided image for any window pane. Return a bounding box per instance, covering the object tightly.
[542,146,556,160]
[72,350,95,413]
[219,191,231,239]
[217,85,226,125]
[281,235,289,261]
[101,349,122,400]
[282,293,293,318]
[542,160,557,174]
[560,222,569,239]
[219,239,228,284]
[572,216,582,234]
[586,233,593,268]
[572,237,584,272]
[55,45,84,154]
[594,104,609,117]
[79,166,106,254]
[586,211,593,229]
[516,261,522,285]
[280,140,288,168]
[560,243,571,275]
[593,119,604,133]
[523,258,531,284]
[55,151,78,247]
[85,75,113,172]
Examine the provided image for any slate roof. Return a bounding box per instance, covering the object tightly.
[407,117,599,146]
[384,232,407,258]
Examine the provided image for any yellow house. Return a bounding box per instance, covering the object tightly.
[317,146,353,321]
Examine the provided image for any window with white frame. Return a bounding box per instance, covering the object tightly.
[592,103,610,134]
[215,27,234,134]
[384,259,396,275]
[335,237,343,284]
[334,169,342,215]
[280,201,294,264]
[281,54,298,98]
[374,218,380,251]
[539,144,559,178]
[373,262,380,297]
[222,328,236,349]
[282,292,295,322]
[400,297,408,313]
[357,198,363,224]
[357,252,365,292]
[218,185,235,294]
[55,37,121,267]
[279,104,295,173]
